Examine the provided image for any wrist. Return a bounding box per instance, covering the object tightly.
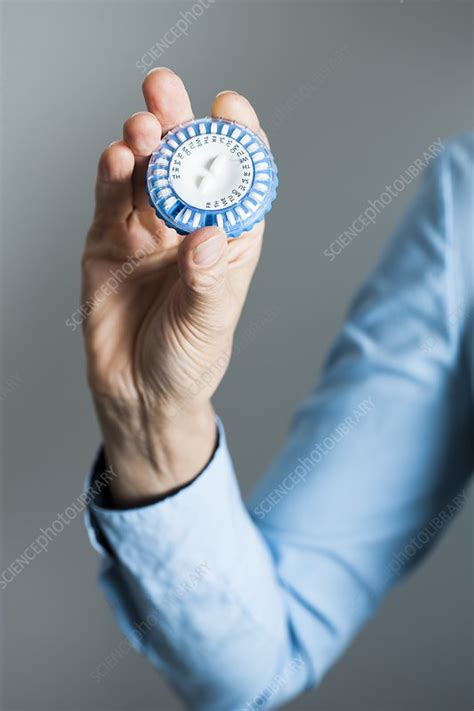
[93,394,217,507]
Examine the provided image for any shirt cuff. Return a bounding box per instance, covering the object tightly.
[84,417,236,564]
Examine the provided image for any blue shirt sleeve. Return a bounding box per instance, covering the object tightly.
[85,134,474,710]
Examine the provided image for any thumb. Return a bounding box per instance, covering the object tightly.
[177,227,233,328]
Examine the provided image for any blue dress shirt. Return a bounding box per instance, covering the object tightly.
[85,132,474,710]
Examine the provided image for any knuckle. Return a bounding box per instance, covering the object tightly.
[188,267,226,293]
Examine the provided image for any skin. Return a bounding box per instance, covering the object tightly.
[82,68,269,507]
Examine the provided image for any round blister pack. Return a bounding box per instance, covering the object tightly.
[146,117,278,238]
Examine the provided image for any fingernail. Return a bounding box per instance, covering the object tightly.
[146,66,175,77]
[193,233,224,267]
[215,90,238,97]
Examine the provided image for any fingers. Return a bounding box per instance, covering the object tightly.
[211,91,269,146]
[178,227,227,293]
[123,111,162,212]
[93,67,193,235]
[177,227,231,325]
[226,222,264,306]
[94,141,135,223]
[142,67,194,134]
[123,111,162,156]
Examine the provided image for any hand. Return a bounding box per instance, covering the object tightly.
[82,68,268,506]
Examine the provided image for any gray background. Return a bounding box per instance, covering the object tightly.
[1,1,473,709]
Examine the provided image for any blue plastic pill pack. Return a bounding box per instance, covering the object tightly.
[147,117,278,238]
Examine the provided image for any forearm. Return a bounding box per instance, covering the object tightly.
[93,393,217,507]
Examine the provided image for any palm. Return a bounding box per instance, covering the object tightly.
[83,211,180,395]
